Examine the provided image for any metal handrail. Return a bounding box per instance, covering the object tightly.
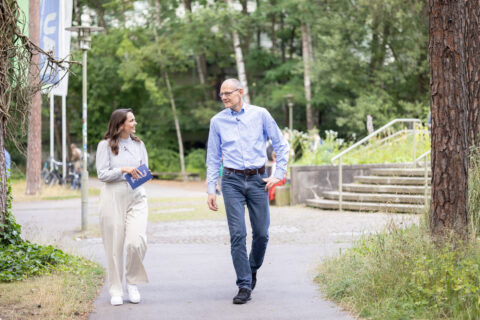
[415,150,431,208]
[415,150,431,165]
[331,118,422,211]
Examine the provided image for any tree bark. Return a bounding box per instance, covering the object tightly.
[154,0,186,179]
[302,22,313,130]
[226,0,250,103]
[429,0,469,237]
[93,0,108,32]
[0,117,6,224]
[26,0,42,196]
[240,0,250,55]
[465,1,480,147]
[164,71,186,179]
[182,0,208,86]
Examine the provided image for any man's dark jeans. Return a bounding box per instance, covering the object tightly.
[221,170,270,289]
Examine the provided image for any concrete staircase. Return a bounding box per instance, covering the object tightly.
[306,166,431,214]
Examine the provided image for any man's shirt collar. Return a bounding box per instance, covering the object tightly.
[230,102,249,116]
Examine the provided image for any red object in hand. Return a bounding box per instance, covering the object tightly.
[268,176,286,201]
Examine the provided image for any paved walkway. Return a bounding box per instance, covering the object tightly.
[12,178,418,320]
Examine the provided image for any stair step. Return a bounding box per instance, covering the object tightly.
[370,168,431,177]
[343,183,430,194]
[354,176,430,185]
[306,199,424,214]
[323,191,427,204]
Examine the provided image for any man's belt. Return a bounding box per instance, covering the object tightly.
[224,166,265,176]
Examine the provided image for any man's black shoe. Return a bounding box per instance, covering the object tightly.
[233,288,251,304]
[251,272,257,291]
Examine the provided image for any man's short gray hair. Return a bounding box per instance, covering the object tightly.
[222,78,243,90]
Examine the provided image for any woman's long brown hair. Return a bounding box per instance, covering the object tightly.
[103,108,141,155]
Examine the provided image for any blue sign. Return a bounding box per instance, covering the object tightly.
[40,0,60,84]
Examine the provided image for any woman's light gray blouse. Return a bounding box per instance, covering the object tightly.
[96,137,148,183]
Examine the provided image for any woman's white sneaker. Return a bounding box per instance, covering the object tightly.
[127,284,141,303]
[110,296,123,306]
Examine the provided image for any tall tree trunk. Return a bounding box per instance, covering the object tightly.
[182,0,208,86]
[280,12,286,63]
[465,1,480,147]
[154,0,186,179]
[54,104,62,160]
[226,0,250,103]
[93,0,108,32]
[240,0,250,55]
[270,2,276,54]
[0,2,8,224]
[164,71,186,178]
[429,0,469,237]
[26,0,42,196]
[0,117,6,224]
[256,0,261,48]
[302,22,313,130]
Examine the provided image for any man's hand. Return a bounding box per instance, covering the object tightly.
[263,177,281,191]
[207,193,218,211]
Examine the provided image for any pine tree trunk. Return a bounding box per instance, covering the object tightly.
[0,116,6,224]
[465,1,480,147]
[429,0,469,238]
[301,22,313,130]
[26,0,42,196]
[226,0,250,103]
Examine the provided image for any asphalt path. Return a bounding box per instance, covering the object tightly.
[12,178,417,320]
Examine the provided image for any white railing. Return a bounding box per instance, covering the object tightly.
[415,150,431,207]
[331,118,422,211]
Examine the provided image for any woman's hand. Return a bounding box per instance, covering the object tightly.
[122,166,143,179]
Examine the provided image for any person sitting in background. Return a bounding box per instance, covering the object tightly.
[70,143,82,173]
[268,151,287,202]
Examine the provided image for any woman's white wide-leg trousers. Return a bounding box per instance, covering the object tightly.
[99,181,149,297]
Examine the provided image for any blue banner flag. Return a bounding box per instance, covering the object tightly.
[40,0,60,84]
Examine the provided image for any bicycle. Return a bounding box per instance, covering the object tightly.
[43,158,83,189]
[43,159,64,186]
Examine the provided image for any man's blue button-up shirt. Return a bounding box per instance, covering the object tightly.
[206,103,289,194]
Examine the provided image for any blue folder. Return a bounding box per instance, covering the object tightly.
[125,164,153,189]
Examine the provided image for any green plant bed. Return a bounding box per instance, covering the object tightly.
[291,128,430,166]
[316,224,480,319]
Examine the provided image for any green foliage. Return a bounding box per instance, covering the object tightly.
[65,0,430,173]
[468,146,480,236]
[185,149,206,178]
[147,147,180,172]
[0,179,96,282]
[317,223,480,319]
[291,126,430,166]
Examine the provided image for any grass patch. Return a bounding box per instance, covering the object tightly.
[148,196,226,222]
[11,179,100,202]
[316,222,480,319]
[0,261,104,320]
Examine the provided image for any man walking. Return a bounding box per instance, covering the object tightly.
[206,79,289,304]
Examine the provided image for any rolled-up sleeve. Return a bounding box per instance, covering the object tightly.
[96,140,123,182]
[206,119,222,194]
[263,110,289,180]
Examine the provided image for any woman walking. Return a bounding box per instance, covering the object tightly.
[96,108,149,306]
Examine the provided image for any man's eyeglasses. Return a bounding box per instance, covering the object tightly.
[219,89,239,98]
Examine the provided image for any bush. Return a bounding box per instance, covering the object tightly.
[0,178,96,282]
[317,223,480,319]
[147,147,180,173]
[185,149,206,178]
